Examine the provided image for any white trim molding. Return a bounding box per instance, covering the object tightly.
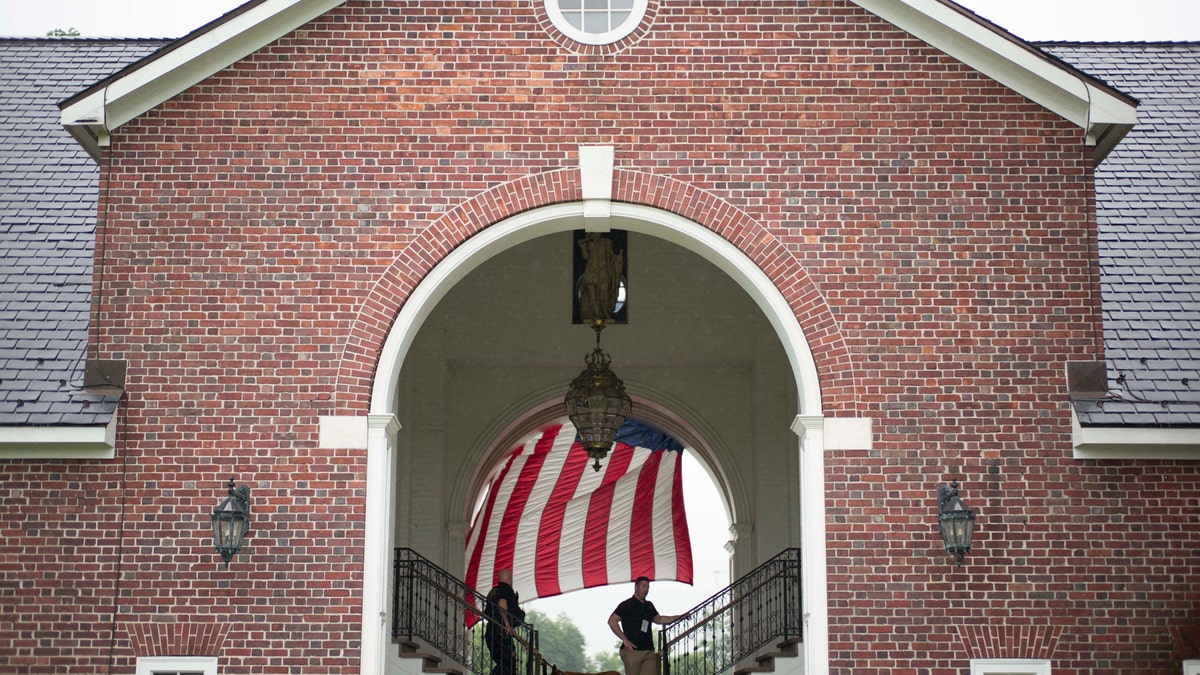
[361,413,401,675]
[318,415,370,449]
[792,414,832,675]
[970,659,1052,675]
[0,413,118,459]
[822,416,873,451]
[135,656,218,675]
[1071,409,1200,460]
[1183,659,1200,675]
[579,145,615,225]
[60,0,347,160]
[848,0,1137,160]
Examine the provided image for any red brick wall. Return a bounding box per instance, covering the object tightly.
[3,1,1198,673]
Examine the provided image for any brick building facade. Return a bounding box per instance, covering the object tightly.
[2,1,1198,674]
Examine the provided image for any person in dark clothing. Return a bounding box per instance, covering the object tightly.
[485,568,522,675]
[607,576,687,675]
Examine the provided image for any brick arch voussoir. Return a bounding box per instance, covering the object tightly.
[336,168,856,414]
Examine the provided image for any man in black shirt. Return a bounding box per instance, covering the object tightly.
[485,568,522,675]
[607,576,687,675]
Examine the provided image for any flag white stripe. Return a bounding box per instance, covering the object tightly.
[608,446,653,583]
[474,447,530,590]
[651,450,679,577]
[466,421,691,603]
[510,429,574,594]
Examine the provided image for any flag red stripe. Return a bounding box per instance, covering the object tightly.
[671,452,693,582]
[493,434,552,578]
[464,446,520,597]
[466,421,693,605]
[629,448,663,579]
[581,444,635,588]
[535,429,588,598]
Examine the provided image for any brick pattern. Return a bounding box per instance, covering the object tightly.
[125,621,229,658]
[1176,625,1200,661]
[957,623,1064,660]
[3,2,1199,674]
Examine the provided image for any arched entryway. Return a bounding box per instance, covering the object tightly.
[359,201,832,675]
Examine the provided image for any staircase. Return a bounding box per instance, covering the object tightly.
[392,549,548,675]
[395,636,464,675]
[391,547,802,675]
[732,637,801,675]
[659,548,802,675]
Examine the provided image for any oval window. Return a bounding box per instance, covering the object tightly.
[544,0,648,45]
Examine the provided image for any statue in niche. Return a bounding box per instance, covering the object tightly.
[577,232,624,324]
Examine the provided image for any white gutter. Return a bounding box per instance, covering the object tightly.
[61,0,347,160]
[849,0,1138,161]
[0,413,118,459]
[1072,409,1200,460]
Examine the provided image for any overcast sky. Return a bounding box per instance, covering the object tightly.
[2,0,1196,658]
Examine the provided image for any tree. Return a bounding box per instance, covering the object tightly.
[588,649,624,671]
[46,28,80,37]
[527,610,589,671]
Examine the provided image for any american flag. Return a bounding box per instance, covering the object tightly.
[464,419,693,603]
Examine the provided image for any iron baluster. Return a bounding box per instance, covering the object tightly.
[658,548,802,675]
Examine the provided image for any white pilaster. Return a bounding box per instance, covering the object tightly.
[362,413,401,675]
[792,414,829,675]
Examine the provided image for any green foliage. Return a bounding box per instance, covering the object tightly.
[587,649,624,671]
[527,610,589,671]
[521,609,626,672]
[46,27,80,37]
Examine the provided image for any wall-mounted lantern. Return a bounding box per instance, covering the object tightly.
[211,477,251,568]
[937,478,975,566]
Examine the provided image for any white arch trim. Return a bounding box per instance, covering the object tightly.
[368,202,821,413]
[361,202,829,675]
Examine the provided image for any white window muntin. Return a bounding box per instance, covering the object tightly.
[544,0,648,45]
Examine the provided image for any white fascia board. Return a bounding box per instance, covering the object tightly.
[849,0,1137,161]
[61,0,347,160]
[1072,409,1200,460]
[0,414,118,459]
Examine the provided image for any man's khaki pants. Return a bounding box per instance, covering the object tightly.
[620,648,659,675]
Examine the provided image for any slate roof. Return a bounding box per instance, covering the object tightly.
[1045,42,1200,427]
[0,38,168,426]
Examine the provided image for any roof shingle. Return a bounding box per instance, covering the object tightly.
[0,38,168,426]
[1045,42,1200,426]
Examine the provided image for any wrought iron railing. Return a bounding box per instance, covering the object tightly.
[659,548,801,675]
[393,548,547,675]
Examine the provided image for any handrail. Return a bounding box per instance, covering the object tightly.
[663,567,790,647]
[659,548,801,675]
[392,547,800,675]
[405,564,542,655]
[393,548,551,675]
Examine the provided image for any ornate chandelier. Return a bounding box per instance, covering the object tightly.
[564,321,632,472]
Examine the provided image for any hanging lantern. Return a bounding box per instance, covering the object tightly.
[564,323,632,471]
